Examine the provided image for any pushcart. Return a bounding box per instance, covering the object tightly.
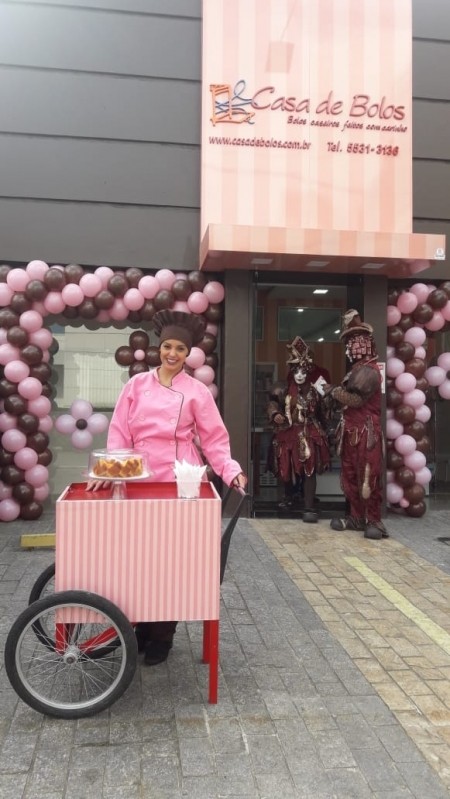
[4,481,248,719]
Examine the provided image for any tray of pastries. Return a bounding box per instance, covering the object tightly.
[88,449,150,480]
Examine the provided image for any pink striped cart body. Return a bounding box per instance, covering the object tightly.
[56,481,223,702]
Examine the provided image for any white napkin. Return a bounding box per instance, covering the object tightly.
[174,459,206,483]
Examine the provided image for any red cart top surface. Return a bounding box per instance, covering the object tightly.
[60,481,218,502]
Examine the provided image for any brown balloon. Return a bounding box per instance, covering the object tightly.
[204,303,223,323]
[141,300,156,321]
[404,358,426,379]
[64,263,84,284]
[0,308,20,328]
[205,352,219,370]
[403,483,425,504]
[94,290,115,310]
[17,413,39,435]
[388,289,400,306]
[40,382,54,399]
[129,362,148,378]
[0,264,11,282]
[395,466,416,489]
[29,363,52,383]
[172,279,192,300]
[25,279,48,302]
[415,377,429,393]
[153,290,175,311]
[1,465,25,485]
[79,299,98,319]
[37,448,53,467]
[130,331,150,350]
[20,501,43,520]
[115,346,135,367]
[0,378,18,399]
[415,435,431,454]
[386,387,403,408]
[125,268,144,288]
[198,333,217,355]
[127,311,142,323]
[0,447,14,467]
[387,326,403,346]
[395,342,415,362]
[405,500,426,518]
[26,432,49,454]
[63,306,78,319]
[387,450,404,470]
[12,482,35,505]
[10,293,32,315]
[6,326,29,347]
[403,421,426,441]
[188,270,207,291]
[398,314,414,332]
[44,267,66,291]
[428,288,448,310]
[108,274,129,297]
[145,346,161,367]
[394,404,416,425]
[20,344,43,366]
[4,394,28,416]
[440,281,450,298]
[413,303,433,324]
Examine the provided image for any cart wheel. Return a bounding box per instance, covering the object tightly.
[5,590,137,719]
[28,562,55,604]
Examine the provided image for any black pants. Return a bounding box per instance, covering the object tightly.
[136,621,177,642]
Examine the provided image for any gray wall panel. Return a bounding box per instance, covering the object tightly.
[0,69,201,145]
[413,0,450,41]
[413,160,450,219]
[0,135,200,207]
[0,199,200,269]
[0,5,201,80]
[413,41,450,100]
[413,100,450,160]
[6,0,201,15]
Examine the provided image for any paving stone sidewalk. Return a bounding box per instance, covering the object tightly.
[0,507,449,798]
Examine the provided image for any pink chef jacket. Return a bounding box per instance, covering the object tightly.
[107,369,242,486]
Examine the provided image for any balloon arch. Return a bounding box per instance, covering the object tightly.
[386,281,450,518]
[0,262,225,522]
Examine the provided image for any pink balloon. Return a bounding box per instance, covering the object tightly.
[71,429,93,449]
[437,352,450,371]
[34,483,50,502]
[0,413,18,432]
[193,365,215,385]
[404,451,426,471]
[134,348,145,361]
[155,269,175,290]
[410,283,430,303]
[18,377,42,400]
[386,419,403,440]
[123,288,145,311]
[204,281,225,304]
[386,470,394,484]
[0,283,13,306]
[397,292,418,315]
[110,298,129,321]
[0,481,12,501]
[441,301,450,322]
[4,360,30,383]
[185,346,206,370]
[26,260,49,280]
[138,275,160,299]
[386,358,405,378]
[38,415,54,433]
[425,366,445,387]
[206,323,218,336]
[415,404,431,424]
[32,301,47,317]
[0,344,20,366]
[20,310,43,333]
[438,380,450,400]
[62,283,84,307]
[71,399,93,420]
[55,414,76,434]
[387,306,401,326]
[87,413,109,435]
[172,301,190,313]
[174,272,187,280]
[2,429,27,453]
[387,483,403,504]
[44,291,66,314]
[7,268,30,292]
[207,383,219,399]
[28,396,52,417]
[94,266,114,288]
[25,464,49,488]
[386,408,394,419]
[29,328,53,350]
[0,329,7,344]
[414,346,426,360]
[14,447,39,470]
[394,434,416,456]
[79,273,103,297]
[97,310,110,323]
[399,498,410,508]
[415,466,432,486]
[404,326,426,348]
[425,311,445,332]
[0,498,21,521]
[402,389,425,409]
[187,292,209,314]
[394,372,416,393]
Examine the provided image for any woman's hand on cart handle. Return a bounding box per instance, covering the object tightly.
[232,472,248,492]
[85,478,113,492]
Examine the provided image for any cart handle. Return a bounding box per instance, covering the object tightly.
[220,485,250,585]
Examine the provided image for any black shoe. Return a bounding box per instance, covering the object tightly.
[303,510,318,524]
[364,524,382,540]
[135,625,147,653]
[144,640,172,666]
[330,516,365,532]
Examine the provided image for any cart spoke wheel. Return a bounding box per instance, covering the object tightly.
[5,591,137,719]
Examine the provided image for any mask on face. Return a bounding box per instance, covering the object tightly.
[293,366,307,385]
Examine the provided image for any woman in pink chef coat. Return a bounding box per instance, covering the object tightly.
[89,309,247,665]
